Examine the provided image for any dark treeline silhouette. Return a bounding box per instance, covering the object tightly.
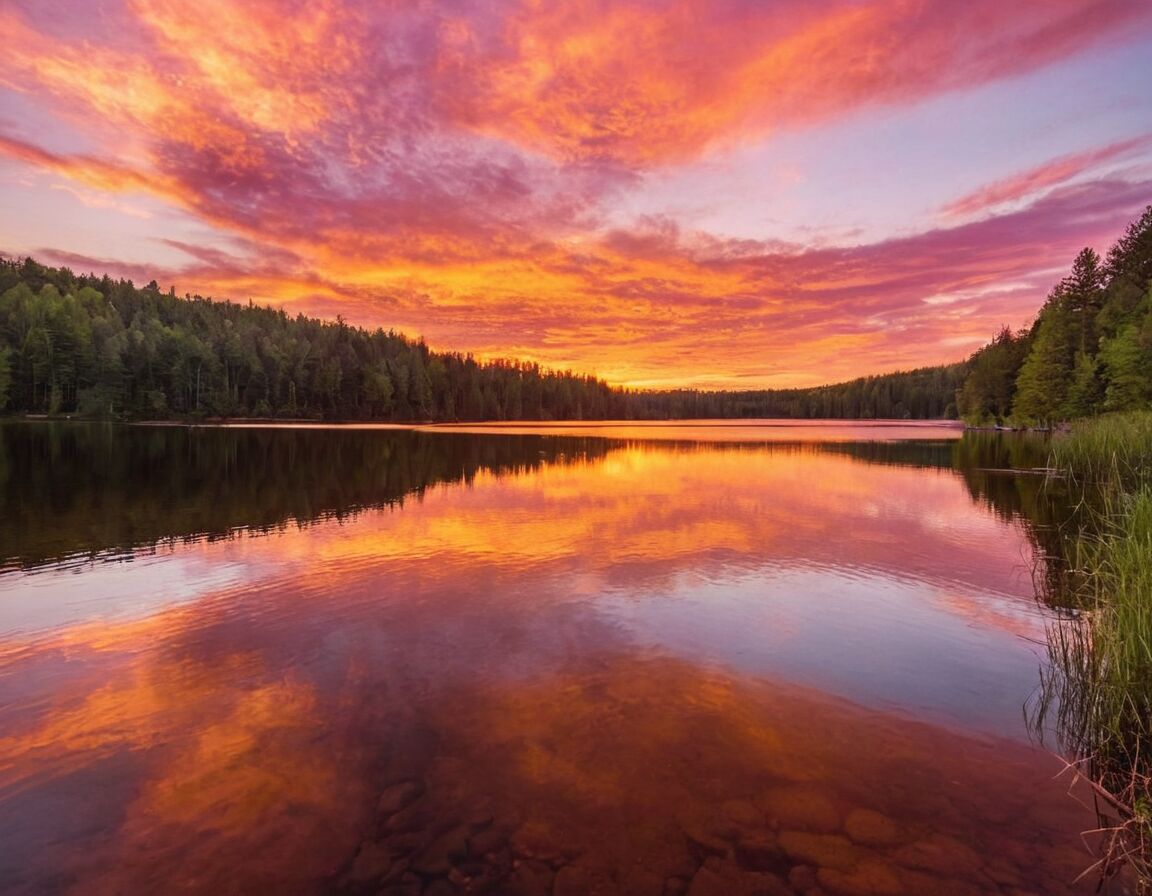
[0,422,966,570]
[626,365,966,419]
[0,422,614,569]
[0,257,965,421]
[958,204,1152,426]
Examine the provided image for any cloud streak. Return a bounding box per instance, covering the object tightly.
[942,135,1152,218]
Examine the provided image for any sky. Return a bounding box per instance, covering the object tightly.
[1,0,1151,389]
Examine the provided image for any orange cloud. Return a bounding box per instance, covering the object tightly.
[449,0,1152,165]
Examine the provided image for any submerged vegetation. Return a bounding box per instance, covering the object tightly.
[1033,412,1152,889]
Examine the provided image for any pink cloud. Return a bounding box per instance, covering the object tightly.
[942,135,1152,218]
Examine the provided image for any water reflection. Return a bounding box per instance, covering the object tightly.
[0,423,1099,894]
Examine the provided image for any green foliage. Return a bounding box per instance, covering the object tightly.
[1012,292,1075,424]
[631,363,968,420]
[959,205,1152,427]
[0,345,10,410]
[0,256,967,421]
[1099,286,1152,413]
[1049,411,1152,489]
[1036,414,1152,885]
[956,326,1028,424]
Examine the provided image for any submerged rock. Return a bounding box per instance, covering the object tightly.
[377,780,426,819]
[345,840,393,885]
[817,858,902,895]
[553,863,621,896]
[891,834,981,877]
[686,860,791,896]
[467,827,507,858]
[663,876,690,895]
[777,831,866,873]
[412,827,469,876]
[734,833,788,874]
[787,864,818,892]
[505,859,554,896]
[842,809,900,849]
[720,799,767,836]
[378,871,423,896]
[759,787,841,834]
[619,866,665,896]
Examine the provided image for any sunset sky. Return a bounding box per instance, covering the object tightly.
[2,1,1151,388]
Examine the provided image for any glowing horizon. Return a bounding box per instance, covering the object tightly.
[2,0,1151,389]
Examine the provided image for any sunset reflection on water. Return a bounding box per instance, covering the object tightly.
[0,426,1097,894]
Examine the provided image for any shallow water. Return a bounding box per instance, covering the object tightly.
[0,421,1100,894]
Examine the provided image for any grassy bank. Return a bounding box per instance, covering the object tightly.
[1038,411,1152,888]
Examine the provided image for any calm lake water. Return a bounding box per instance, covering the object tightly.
[0,421,1100,894]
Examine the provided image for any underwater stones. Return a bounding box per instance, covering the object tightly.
[552,863,621,896]
[412,826,469,876]
[467,827,506,858]
[378,871,423,896]
[897,869,987,896]
[663,876,690,895]
[686,860,791,896]
[685,865,730,896]
[346,840,393,885]
[759,787,841,833]
[506,858,554,896]
[720,799,766,835]
[891,834,981,877]
[777,832,865,873]
[422,881,458,896]
[842,809,900,849]
[733,833,788,874]
[816,859,901,896]
[377,780,425,819]
[787,864,818,892]
[676,812,731,859]
[619,866,665,896]
[511,820,573,864]
[552,864,592,896]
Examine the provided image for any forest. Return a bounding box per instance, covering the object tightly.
[0,257,964,421]
[1,203,1147,424]
[957,204,1152,426]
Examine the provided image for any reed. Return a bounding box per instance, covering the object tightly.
[1050,411,1152,491]
[1035,413,1152,889]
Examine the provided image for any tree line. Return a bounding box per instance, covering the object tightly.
[0,256,970,422]
[957,204,1152,426]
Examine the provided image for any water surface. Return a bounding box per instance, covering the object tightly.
[0,421,1097,894]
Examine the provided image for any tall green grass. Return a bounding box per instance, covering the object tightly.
[1050,411,1152,490]
[1037,412,1152,887]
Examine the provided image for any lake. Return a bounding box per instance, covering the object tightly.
[0,420,1100,895]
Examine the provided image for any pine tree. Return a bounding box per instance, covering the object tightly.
[1012,286,1076,425]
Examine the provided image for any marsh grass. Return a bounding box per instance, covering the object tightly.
[1034,413,1152,890]
[1050,412,1152,491]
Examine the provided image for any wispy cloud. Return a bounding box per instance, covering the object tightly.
[942,135,1152,218]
